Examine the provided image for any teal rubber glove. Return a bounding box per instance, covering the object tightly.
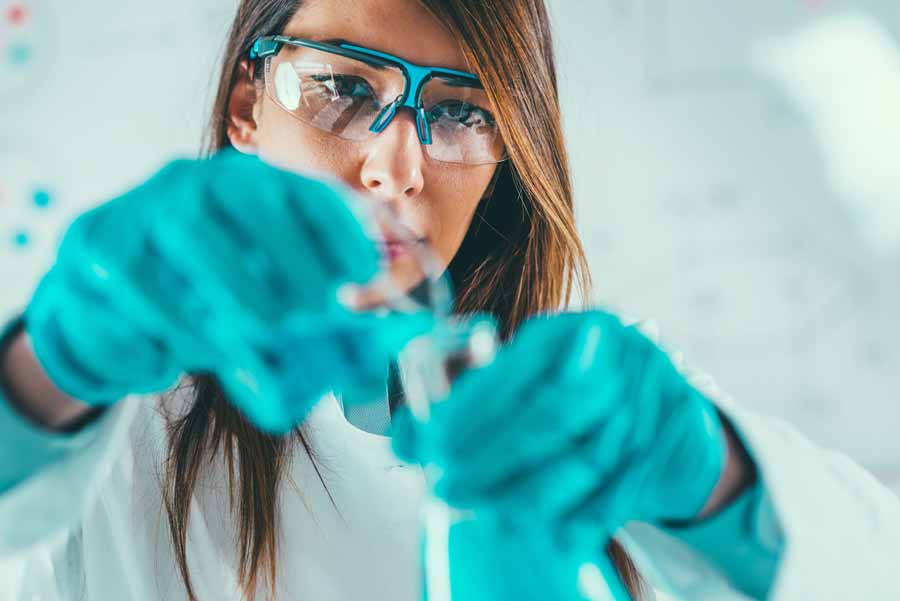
[392,310,727,537]
[25,150,428,432]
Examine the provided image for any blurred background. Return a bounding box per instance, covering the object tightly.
[1,0,898,495]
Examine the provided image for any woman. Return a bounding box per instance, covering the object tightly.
[1,1,898,600]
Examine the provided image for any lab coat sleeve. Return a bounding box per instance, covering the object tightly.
[659,478,782,599]
[620,410,784,601]
[619,317,900,600]
[705,393,899,600]
[0,318,142,556]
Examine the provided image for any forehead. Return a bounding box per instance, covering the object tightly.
[285,0,470,72]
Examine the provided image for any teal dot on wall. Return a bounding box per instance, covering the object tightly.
[32,188,51,208]
[13,230,30,248]
[8,42,31,66]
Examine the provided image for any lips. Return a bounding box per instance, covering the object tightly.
[371,215,424,260]
[378,238,424,260]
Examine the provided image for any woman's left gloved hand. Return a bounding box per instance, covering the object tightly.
[392,310,728,538]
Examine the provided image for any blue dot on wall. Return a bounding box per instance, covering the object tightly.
[32,188,51,208]
[13,230,30,249]
[8,42,30,66]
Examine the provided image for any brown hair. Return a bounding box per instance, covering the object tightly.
[164,0,645,599]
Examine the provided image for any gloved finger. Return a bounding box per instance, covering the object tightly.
[148,198,289,325]
[422,316,588,453]
[468,404,639,523]
[205,322,310,434]
[25,301,115,403]
[562,447,658,533]
[25,271,177,403]
[200,159,357,305]
[436,371,629,505]
[609,326,692,455]
[460,446,596,524]
[265,309,433,397]
[338,274,413,313]
[513,310,625,352]
[436,436,603,523]
[250,319,351,422]
[207,151,379,284]
[443,316,619,458]
[282,174,380,285]
[215,362,296,433]
[390,406,420,463]
[623,337,679,452]
[55,269,180,393]
[563,399,718,531]
[201,172,308,301]
[318,310,433,411]
[204,176,380,315]
[128,238,244,371]
[57,203,180,341]
[222,307,432,432]
[390,317,499,464]
[421,352,540,455]
[57,204,228,371]
[346,310,434,371]
[150,154,314,316]
[417,320,565,454]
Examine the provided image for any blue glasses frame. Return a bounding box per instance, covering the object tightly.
[250,35,488,148]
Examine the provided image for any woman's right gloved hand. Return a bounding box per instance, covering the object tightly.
[24,150,429,432]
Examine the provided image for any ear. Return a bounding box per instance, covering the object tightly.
[226,59,261,154]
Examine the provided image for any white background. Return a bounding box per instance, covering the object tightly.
[1,0,899,496]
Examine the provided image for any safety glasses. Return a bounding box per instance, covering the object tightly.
[250,35,507,165]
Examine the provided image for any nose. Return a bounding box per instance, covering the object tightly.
[359,108,426,203]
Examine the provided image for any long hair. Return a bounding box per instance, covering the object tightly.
[163,0,645,599]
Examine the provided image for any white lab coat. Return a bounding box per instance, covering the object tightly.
[0,325,898,601]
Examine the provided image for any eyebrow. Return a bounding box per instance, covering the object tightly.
[438,76,482,90]
[314,37,394,70]
[319,37,354,47]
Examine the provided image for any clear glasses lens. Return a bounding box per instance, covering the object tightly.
[421,76,506,165]
[265,46,506,165]
[266,46,401,141]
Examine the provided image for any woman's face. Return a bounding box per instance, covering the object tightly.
[228,0,499,281]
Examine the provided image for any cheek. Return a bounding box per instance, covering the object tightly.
[255,97,358,176]
[426,166,496,263]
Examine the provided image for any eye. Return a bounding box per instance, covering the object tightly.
[428,100,496,128]
[310,74,376,100]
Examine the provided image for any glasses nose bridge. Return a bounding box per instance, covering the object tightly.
[401,63,432,107]
[369,63,433,145]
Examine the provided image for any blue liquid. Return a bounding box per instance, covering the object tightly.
[430,516,630,601]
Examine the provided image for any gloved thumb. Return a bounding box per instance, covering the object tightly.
[390,406,423,464]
